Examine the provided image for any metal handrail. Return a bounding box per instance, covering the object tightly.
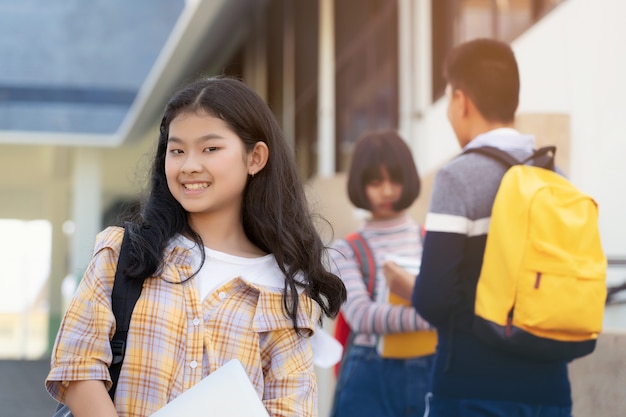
[608,257,626,266]
[605,257,626,304]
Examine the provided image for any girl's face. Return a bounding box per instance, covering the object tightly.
[165,112,251,221]
[365,166,404,220]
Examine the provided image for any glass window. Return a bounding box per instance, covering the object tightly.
[334,0,399,172]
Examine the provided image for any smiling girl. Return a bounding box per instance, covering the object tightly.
[46,77,346,417]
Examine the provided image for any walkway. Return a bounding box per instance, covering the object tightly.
[0,359,57,417]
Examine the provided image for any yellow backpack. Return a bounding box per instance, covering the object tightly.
[466,146,607,361]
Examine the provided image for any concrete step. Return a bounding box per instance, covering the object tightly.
[0,359,57,417]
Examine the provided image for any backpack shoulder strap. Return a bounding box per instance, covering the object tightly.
[345,232,376,298]
[522,145,556,170]
[463,145,556,171]
[462,146,521,168]
[108,223,146,400]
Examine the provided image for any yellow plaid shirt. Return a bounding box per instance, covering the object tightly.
[46,226,321,417]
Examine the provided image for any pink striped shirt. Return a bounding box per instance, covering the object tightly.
[329,214,430,347]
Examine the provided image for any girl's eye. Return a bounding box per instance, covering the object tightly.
[204,146,219,152]
[167,148,183,155]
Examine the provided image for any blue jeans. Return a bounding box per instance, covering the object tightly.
[423,393,572,417]
[330,345,434,417]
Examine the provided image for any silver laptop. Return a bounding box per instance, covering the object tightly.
[150,359,270,417]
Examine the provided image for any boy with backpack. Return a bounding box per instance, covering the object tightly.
[412,38,604,417]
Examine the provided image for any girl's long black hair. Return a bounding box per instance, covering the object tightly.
[124,76,346,329]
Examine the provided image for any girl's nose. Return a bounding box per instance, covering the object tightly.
[181,153,202,174]
[381,180,394,195]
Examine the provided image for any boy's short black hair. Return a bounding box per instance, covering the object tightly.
[444,38,520,123]
[347,129,420,211]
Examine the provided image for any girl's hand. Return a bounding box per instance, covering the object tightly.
[383,261,415,301]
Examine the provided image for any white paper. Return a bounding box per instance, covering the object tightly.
[150,359,269,417]
[310,326,343,368]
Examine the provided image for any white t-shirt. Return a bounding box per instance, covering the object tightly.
[174,235,286,300]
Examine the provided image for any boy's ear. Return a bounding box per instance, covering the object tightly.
[248,141,269,176]
[455,89,470,117]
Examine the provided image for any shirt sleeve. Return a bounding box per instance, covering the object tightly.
[330,239,429,335]
[45,227,123,401]
[412,167,470,328]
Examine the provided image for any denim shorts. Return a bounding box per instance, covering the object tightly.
[423,393,572,417]
[330,345,434,417]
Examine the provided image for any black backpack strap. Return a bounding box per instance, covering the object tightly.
[522,145,556,170]
[462,146,520,168]
[463,145,556,171]
[108,223,145,401]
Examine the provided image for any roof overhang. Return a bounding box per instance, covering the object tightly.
[0,0,258,147]
[115,0,259,146]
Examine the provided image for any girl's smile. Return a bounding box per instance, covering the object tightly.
[182,181,211,192]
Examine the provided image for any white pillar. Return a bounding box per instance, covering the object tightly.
[398,0,416,143]
[70,148,102,281]
[45,177,71,353]
[398,0,432,169]
[316,4,337,413]
[317,0,335,177]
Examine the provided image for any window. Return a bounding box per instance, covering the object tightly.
[335,0,399,171]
